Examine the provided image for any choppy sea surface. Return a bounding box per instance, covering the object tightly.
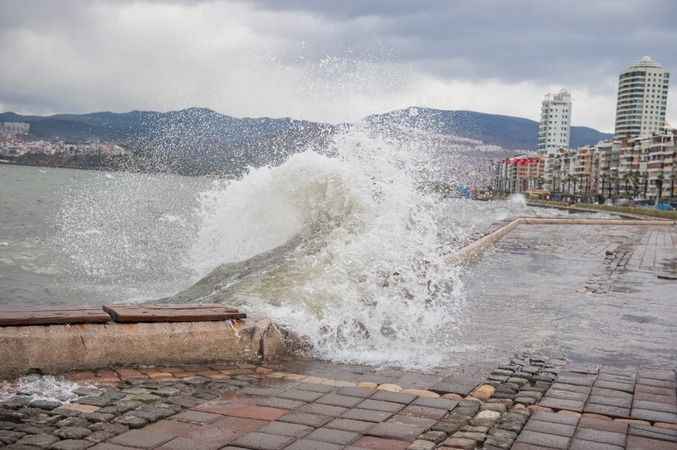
[3,126,646,369]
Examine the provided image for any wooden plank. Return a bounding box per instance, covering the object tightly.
[0,305,105,312]
[102,304,246,323]
[0,306,110,326]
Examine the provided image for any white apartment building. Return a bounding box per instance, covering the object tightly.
[614,56,670,139]
[537,89,572,154]
[0,122,30,137]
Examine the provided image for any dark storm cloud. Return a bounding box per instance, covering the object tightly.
[0,0,676,129]
[245,0,677,83]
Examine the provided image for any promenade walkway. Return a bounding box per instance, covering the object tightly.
[1,356,677,449]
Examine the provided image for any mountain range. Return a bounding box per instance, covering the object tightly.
[0,107,612,175]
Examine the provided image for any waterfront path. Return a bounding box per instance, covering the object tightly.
[2,356,677,449]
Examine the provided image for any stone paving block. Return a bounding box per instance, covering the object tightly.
[358,399,405,413]
[639,369,676,381]
[325,418,375,433]
[170,410,222,424]
[353,436,411,449]
[632,408,677,423]
[516,430,571,449]
[230,432,295,450]
[524,419,576,436]
[635,392,677,404]
[111,429,175,448]
[316,394,364,408]
[240,387,281,397]
[139,418,199,438]
[257,421,314,438]
[418,430,447,443]
[367,420,427,441]
[278,412,333,427]
[589,395,632,408]
[563,364,599,375]
[585,403,631,417]
[196,402,288,421]
[396,373,444,390]
[539,397,585,412]
[276,389,324,402]
[285,439,343,450]
[512,444,562,450]
[595,380,635,393]
[579,416,629,433]
[626,435,677,449]
[412,397,458,410]
[399,405,447,420]
[305,427,361,445]
[598,373,636,383]
[431,419,465,434]
[336,387,377,398]
[592,388,634,399]
[52,440,98,450]
[15,433,60,447]
[547,388,589,401]
[342,408,393,423]
[636,385,676,397]
[255,397,306,410]
[629,424,677,442]
[634,401,677,414]
[387,414,436,429]
[440,437,478,449]
[370,391,416,405]
[90,444,141,450]
[575,428,626,446]
[557,374,596,387]
[551,383,592,394]
[407,439,436,450]
[295,383,336,393]
[569,439,624,450]
[297,403,347,417]
[431,377,478,396]
[637,378,676,389]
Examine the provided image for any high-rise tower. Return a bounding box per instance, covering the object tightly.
[537,89,572,153]
[614,56,670,139]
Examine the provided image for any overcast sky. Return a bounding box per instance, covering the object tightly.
[1,0,676,132]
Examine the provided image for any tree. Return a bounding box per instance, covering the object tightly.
[655,173,664,206]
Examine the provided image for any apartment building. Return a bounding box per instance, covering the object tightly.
[615,57,670,139]
[537,90,572,153]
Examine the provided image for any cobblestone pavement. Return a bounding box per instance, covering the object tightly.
[1,356,676,449]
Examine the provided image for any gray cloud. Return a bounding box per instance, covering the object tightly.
[1,0,676,131]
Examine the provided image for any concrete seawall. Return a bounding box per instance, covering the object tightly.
[0,318,297,379]
[452,216,676,263]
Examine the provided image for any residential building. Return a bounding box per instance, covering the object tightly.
[0,122,30,137]
[537,89,572,153]
[614,56,670,139]
[494,130,676,203]
[494,154,544,194]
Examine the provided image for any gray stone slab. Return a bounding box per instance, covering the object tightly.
[517,430,571,449]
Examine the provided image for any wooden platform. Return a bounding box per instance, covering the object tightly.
[0,305,111,326]
[102,304,247,323]
[0,304,246,326]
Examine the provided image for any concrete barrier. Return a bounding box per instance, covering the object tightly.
[449,218,522,264]
[0,318,299,379]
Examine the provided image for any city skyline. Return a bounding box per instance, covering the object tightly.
[1,0,676,132]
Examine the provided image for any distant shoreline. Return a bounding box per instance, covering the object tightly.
[0,158,126,173]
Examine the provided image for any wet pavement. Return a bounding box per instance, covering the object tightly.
[459,224,677,368]
[1,358,677,449]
